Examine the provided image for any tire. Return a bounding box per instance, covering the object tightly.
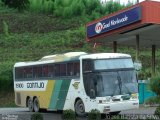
[33,97,40,112]
[27,97,34,112]
[74,99,86,117]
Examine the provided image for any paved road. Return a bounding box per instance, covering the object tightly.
[0,107,157,120]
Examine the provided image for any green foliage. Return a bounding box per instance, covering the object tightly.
[29,0,54,14]
[2,0,29,11]
[2,20,9,37]
[31,113,43,120]
[126,0,134,7]
[28,0,125,19]
[62,109,76,120]
[154,106,160,117]
[54,0,86,18]
[0,0,3,6]
[88,109,101,120]
[102,0,125,15]
[0,62,13,91]
[138,69,152,80]
[149,76,160,96]
[144,96,160,106]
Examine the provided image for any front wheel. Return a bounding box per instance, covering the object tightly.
[27,97,33,112]
[33,97,40,112]
[74,99,86,117]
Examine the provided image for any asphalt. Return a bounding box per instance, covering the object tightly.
[0,106,157,120]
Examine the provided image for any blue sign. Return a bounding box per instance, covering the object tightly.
[87,6,141,38]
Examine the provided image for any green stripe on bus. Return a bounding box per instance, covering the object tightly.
[56,80,71,110]
[49,80,63,110]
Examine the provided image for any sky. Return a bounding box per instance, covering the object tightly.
[101,0,160,4]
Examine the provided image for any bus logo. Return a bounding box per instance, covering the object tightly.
[72,82,80,89]
[95,22,103,34]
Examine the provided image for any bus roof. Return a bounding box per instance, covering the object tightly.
[14,52,87,67]
[14,52,131,67]
[80,53,131,59]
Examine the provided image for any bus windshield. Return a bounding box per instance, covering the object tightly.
[83,58,138,97]
[83,70,138,97]
[94,58,133,70]
[95,70,137,96]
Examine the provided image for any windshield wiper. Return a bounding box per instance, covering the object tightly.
[118,71,132,95]
[111,73,122,96]
[117,72,122,94]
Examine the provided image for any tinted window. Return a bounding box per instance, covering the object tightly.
[60,64,66,76]
[48,65,54,77]
[33,66,42,78]
[83,59,93,73]
[74,62,80,76]
[15,67,23,79]
[26,67,33,78]
[67,63,74,76]
[55,64,60,77]
[43,65,48,77]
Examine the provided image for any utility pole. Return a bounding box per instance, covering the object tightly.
[137,0,139,3]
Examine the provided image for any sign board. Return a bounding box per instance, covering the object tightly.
[87,6,142,38]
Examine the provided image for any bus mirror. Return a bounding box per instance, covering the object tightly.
[90,89,96,99]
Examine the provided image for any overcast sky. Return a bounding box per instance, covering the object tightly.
[101,0,160,4]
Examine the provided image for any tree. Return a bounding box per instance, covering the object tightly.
[2,0,29,11]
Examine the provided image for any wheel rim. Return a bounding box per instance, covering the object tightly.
[76,100,85,115]
[28,98,33,112]
[34,98,39,112]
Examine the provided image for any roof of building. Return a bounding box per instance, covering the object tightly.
[86,1,160,47]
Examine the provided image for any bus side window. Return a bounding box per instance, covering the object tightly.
[83,60,93,73]
[74,62,80,76]
[67,63,74,76]
[23,68,27,79]
[37,66,42,78]
[15,67,23,80]
[55,64,60,77]
[26,67,33,79]
[43,65,48,77]
[33,66,38,78]
[60,64,66,76]
[48,64,54,77]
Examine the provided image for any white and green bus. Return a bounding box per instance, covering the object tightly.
[13,52,139,116]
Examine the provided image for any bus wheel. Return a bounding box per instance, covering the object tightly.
[75,99,86,117]
[27,97,33,112]
[33,97,40,112]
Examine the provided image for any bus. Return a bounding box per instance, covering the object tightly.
[13,52,139,116]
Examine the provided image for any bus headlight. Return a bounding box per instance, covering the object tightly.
[99,100,107,103]
[99,98,110,103]
[131,93,138,99]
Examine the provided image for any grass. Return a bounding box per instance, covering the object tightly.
[0,92,17,107]
[0,5,160,102]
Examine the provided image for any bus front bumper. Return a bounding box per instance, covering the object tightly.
[97,100,139,113]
